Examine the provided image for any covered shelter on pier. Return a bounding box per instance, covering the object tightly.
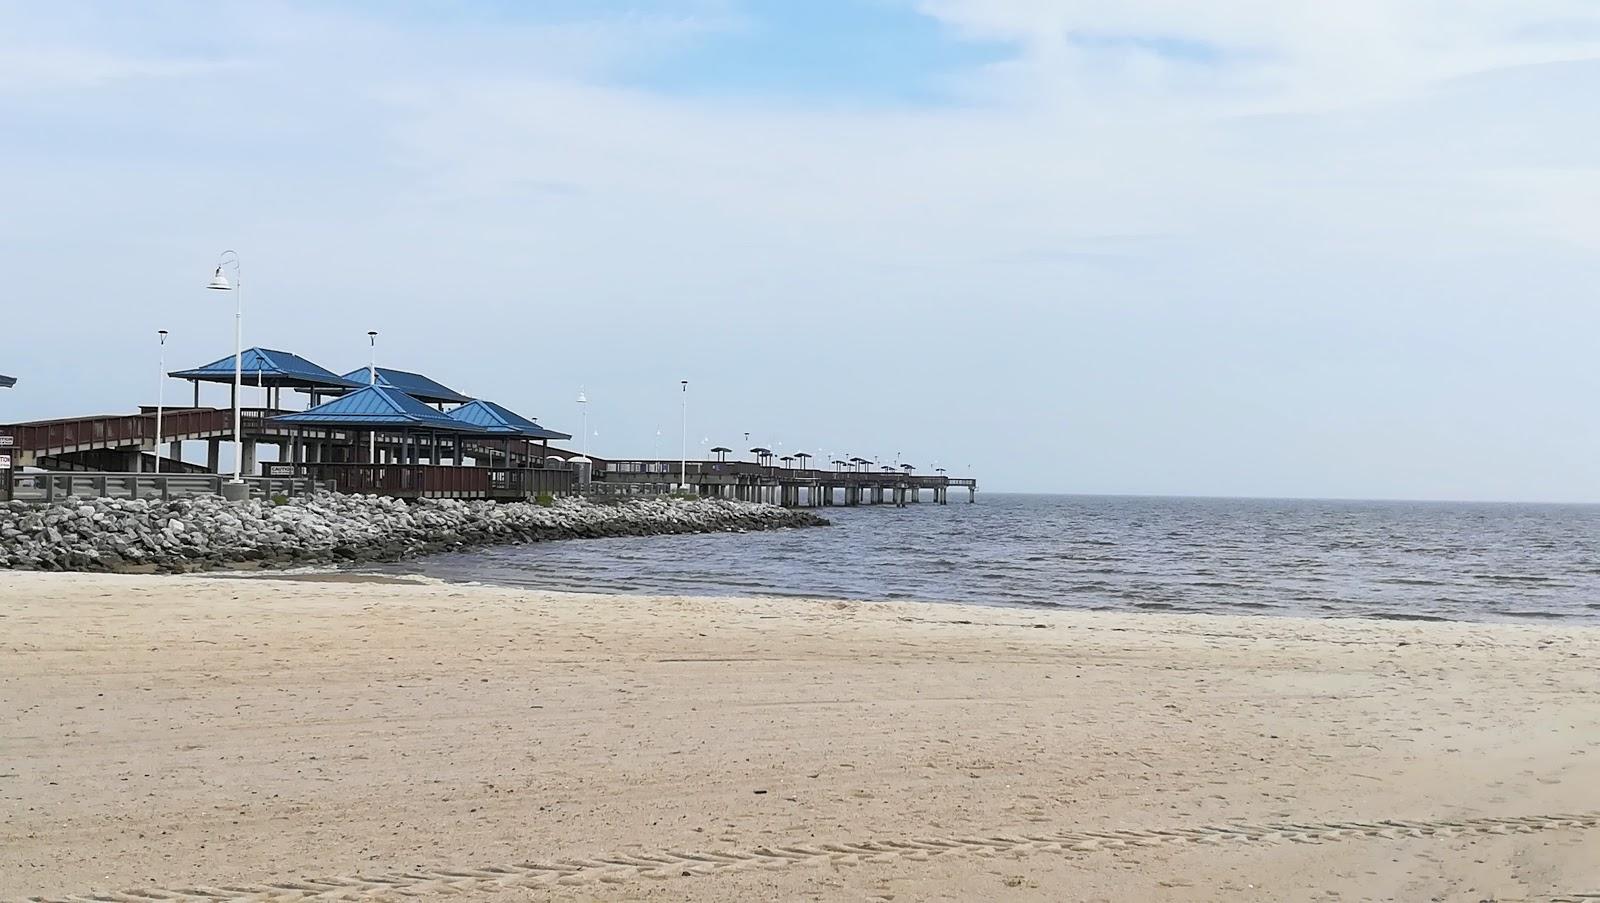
[333,367,473,408]
[270,384,489,467]
[0,374,15,388]
[268,386,574,499]
[446,398,572,468]
[169,348,362,410]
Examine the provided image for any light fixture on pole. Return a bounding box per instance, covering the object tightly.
[367,331,378,464]
[154,330,169,473]
[679,380,688,493]
[205,251,244,483]
[576,388,588,458]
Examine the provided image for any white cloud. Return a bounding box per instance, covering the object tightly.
[919,0,1600,112]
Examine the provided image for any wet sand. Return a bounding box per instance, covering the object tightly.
[2,572,1597,901]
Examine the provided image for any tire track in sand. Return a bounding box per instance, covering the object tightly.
[23,811,1600,902]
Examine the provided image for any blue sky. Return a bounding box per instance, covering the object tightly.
[2,1,1600,500]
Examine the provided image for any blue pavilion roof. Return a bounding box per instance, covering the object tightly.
[170,348,362,389]
[447,399,572,440]
[270,385,488,430]
[337,367,472,404]
[0,374,14,388]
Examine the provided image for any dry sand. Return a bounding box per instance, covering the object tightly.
[2,572,1597,902]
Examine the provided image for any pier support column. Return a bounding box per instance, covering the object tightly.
[242,440,258,477]
[168,440,182,469]
[206,439,221,473]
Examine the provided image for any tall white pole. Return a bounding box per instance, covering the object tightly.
[679,380,688,492]
[231,260,243,483]
[577,388,588,458]
[154,330,168,473]
[367,331,378,464]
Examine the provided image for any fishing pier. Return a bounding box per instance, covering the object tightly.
[1,347,977,506]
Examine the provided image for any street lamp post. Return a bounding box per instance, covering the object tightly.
[367,331,378,464]
[679,380,688,493]
[205,251,243,483]
[576,388,588,458]
[154,330,168,473]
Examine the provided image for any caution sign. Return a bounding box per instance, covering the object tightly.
[0,454,11,470]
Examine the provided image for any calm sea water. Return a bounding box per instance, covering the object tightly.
[363,494,1600,624]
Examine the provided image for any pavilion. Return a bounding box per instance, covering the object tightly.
[446,399,572,467]
[169,348,361,410]
[270,384,489,466]
[333,367,472,408]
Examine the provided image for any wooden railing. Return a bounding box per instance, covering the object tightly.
[282,464,576,499]
[5,472,327,504]
[1,408,298,456]
[598,460,953,485]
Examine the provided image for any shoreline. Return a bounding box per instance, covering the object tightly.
[255,560,1600,629]
[4,572,1597,900]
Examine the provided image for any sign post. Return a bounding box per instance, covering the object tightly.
[0,434,12,503]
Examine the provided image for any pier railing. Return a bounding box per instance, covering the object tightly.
[5,471,327,504]
[599,460,954,485]
[278,463,576,500]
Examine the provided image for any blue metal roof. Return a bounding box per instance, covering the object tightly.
[170,348,362,389]
[270,385,487,429]
[447,399,572,440]
[337,367,472,404]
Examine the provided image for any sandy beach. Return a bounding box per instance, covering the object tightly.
[2,572,1597,901]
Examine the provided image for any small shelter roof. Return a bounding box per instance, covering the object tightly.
[270,385,484,430]
[709,446,732,453]
[0,374,14,388]
[446,399,572,440]
[336,367,472,405]
[170,348,361,389]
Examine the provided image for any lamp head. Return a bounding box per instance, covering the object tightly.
[206,267,231,291]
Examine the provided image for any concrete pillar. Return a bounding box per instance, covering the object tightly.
[168,440,182,469]
[242,440,258,477]
[207,439,221,473]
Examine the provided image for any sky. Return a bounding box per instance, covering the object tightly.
[2,0,1599,500]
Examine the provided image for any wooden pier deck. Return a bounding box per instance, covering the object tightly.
[2,411,976,506]
[595,459,977,507]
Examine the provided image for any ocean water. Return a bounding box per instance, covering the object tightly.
[363,494,1600,624]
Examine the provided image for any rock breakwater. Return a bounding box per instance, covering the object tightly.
[0,494,829,573]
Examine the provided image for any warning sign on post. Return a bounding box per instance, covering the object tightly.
[0,454,12,469]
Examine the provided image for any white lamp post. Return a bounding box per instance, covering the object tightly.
[154,330,168,473]
[679,380,688,493]
[367,331,378,464]
[205,251,243,483]
[576,388,588,458]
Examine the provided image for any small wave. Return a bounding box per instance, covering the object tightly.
[1492,609,1570,620]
